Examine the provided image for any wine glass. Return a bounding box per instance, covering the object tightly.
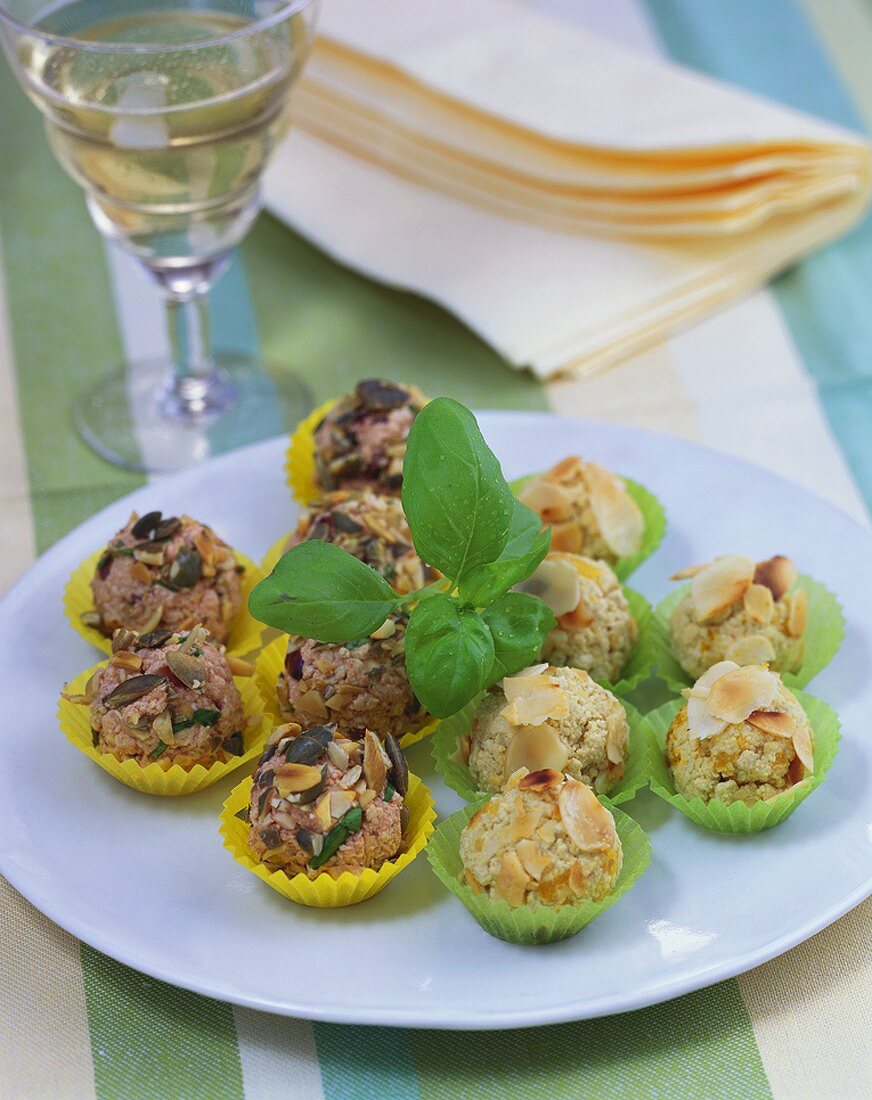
[0,0,319,473]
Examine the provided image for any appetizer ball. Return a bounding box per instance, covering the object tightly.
[460,768,622,907]
[666,661,814,806]
[279,613,428,739]
[669,554,807,681]
[81,625,247,768]
[464,665,628,796]
[287,489,434,596]
[313,378,429,494]
[518,455,643,565]
[248,726,410,879]
[518,552,637,682]
[89,511,244,642]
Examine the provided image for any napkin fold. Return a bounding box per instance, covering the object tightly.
[264,0,872,379]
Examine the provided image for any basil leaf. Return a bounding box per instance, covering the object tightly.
[249,542,399,643]
[405,594,495,718]
[458,498,551,607]
[482,592,556,680]
[402,398,513,580]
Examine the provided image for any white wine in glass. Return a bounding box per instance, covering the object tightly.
[0,0,320,472]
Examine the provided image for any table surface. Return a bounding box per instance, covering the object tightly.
[1,1,870,1097]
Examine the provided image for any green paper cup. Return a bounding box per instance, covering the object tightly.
[426,798,651,944]
[609,586,658,696]
[432,696,652,806]
[652,574,844,694]
[510,472,666,582]
[645,691,841,833]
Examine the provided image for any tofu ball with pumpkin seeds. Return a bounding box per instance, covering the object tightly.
[665,661,814,805]
[460,768,623,907]
[279,612,429,740]
[89,511,244,642]
[75,625,247,768]
[518,455,643,565]
[247,726,410,879]
[668,554,807,681]
[517,552,637,683]
[464,665,628,796]
[313,378,429,495]
[286,489,435,596]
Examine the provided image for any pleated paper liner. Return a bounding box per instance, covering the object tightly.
[509,473,666,582]
[432,695,652,806]
[285,397,339,505]
[426,798,651,944]
[220,771,436,907]
[645,691,840,834]
[254,632,438,750]
[64,548,265,659]
[58,663,269,796]
[651,574,845,694]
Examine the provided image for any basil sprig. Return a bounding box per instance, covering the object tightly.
[250,398,555,717]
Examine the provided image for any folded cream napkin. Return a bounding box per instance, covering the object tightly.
[264,0,872,378]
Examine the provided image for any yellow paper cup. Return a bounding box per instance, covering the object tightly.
[285,398,338,505]
[254,632,438,749]
[220,771,436,907]
[64,548,265,659]
[58,662,269,796]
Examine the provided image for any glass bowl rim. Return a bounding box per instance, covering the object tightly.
[0,0,317,54]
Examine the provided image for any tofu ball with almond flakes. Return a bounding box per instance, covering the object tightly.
[668,554,807,681]
[464,665,628,797]
[666,661,814,806]
[460,768,622,907]
[247,726,411,879]
[518,455,643,565]
[89,511,244,642]
[313,379,429,495]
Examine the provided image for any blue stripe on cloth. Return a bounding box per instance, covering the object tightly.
[313,1023,421,1100]
[644,0,872,508]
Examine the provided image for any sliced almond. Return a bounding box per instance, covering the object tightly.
[369,617,397,641]
[544,455,584,485]
[517,478,573,524]
[515,558,580,617]
[685,696,727,741]
[504,664,549,689]
[792,722,814,773]
[130,561,153,585]
[754,555,797,601]
[688,660,740,699]
[706,666,779,725]
[605,710,628,765]
[725,634,777,666]
[329,789,355,818]
[358,788,377,810]
[363,729,389,795]
[314,792,332,830]
[501,682,569,727]
[690,555,755,623]
[110,651,143,673]
[786,587,808,638]
[558,780,618,852]
[493,849,530,906]
[670,562,708,580]
[548,520,583,553]
[504,724,569,779]
[558,600,596,631]
[747,709,796,739]
[743,583,775,624]
[226,655,255,677]
[274,762,324,795]
[515,839,552,882]
[582,462,644,558]
[518,768,563,793]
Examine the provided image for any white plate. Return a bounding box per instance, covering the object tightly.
[1,414,870,1030]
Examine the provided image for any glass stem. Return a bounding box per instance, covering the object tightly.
[151,255,236,423]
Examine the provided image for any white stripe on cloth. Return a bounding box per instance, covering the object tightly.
[232,1008,325,1100]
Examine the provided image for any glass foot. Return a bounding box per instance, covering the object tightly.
[74,353,314,474]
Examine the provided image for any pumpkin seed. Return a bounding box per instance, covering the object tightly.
[111,627,139,653]
[91,727,100,748]
[102,674,166,708]
[298,764,329,805]
[152,516,181,541]
[137,628,173,650]
[166,650,206,689]
[168,547,201,588]
[222,732,244,756]
[285,735,327,766]
[400,804,410,833]
[235,806,251,824]
[331,510,364,534]
[355,379,408,409]
[384,733,409,796]
[258,825,282,851]
[296,828,324,857]
[131,511,162,539]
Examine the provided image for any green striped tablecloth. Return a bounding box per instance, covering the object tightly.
[1,1,870,1097]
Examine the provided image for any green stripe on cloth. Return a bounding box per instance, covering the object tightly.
[644,0,872,511]
[314,1022,420,1099]
[407,981,771,1100]
[242,214,548,411]
[81,947,245,1100]
[0,67,143,552]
